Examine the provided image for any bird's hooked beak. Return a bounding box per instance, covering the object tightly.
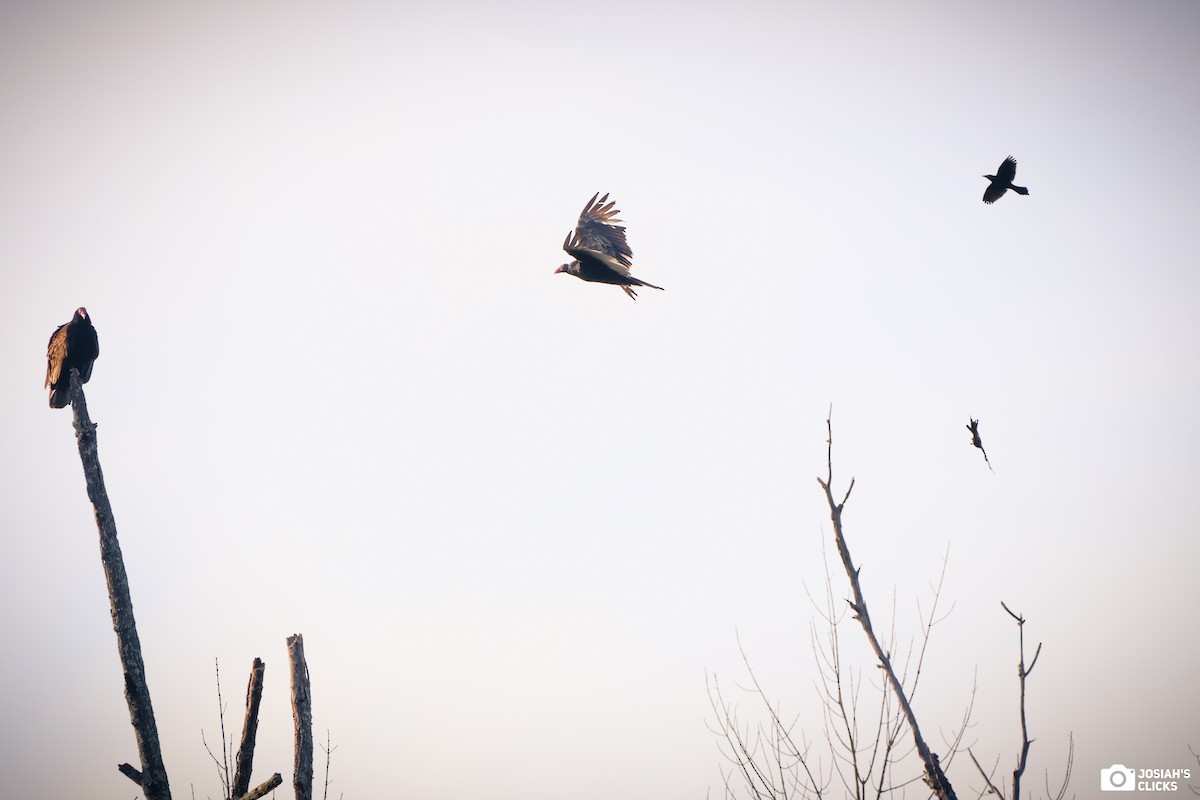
[553,264,567,274]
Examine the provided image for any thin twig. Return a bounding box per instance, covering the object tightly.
[216,659,231,797]
[967,749,1005,797]
[320,730,337,800]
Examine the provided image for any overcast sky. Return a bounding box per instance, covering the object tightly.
[2,1,1198,798]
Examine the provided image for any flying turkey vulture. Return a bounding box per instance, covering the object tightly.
[555,192,664,299]
[982,156,1029,204]
[966,417,994,472]
[45,307,99,408]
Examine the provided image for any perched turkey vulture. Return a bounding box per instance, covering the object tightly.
[966,417,994,472]
[982,156,1029,204]
[555,192,664,299]
[45,307,99,408]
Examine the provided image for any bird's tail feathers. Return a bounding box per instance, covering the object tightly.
[1012,185,1029,195]
[49,385,70,409]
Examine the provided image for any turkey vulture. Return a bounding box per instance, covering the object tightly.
[45,307,99,408]
[966,417,994,472]
[555,193,664,299]
[982,156,1029,204]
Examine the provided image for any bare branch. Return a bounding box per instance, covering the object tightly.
[118,762,143,786]
[1189,745,1200,796]
[320,729,337,800]
[68,371,172,800]
[1045,733,1074,800]
[967,749,1004,797]
[235,772,283,800]
[1002,602,1034,800]
[232,658,267,798]
[201,728,229,798]
[818,414,956,800]
[1027,642,1043,676]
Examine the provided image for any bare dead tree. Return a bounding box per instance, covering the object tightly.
[707,420,976,799]
[816,415,957,800]
[233,658,267,798]
[289,634,315,800]
[205,656,276,800]
[63,373,308,800]
[968,606,1073,800]
[67,371,172,799]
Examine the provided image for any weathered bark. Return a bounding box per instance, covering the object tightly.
[117,762,142,785]
[232,657,267,798]
[236,772,283,800]
[817,414,956,800]
[288,634,313,800]
[69,371,172,800]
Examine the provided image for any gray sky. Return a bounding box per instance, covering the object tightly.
[2,1,1198,798]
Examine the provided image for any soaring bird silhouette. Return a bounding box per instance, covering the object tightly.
[982,156,1029,204]
[966,418,994,472]
[555,193,663,299]
[45,307,99,408]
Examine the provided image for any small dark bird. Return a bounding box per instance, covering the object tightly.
[982,156,1029,204]
[45,307,100,408]
[966,418,994,472]
[555,193,664,299]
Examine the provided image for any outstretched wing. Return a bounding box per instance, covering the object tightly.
[564,192,633,269]
[45,324,68,389]
[982,181,1006,204]
[996,156,1018,183]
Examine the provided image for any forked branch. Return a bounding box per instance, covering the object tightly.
[1001,601,1039,800]
[968,605,1073,800]
[816,414,956,800]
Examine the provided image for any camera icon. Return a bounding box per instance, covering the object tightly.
[1100,764,1136,791]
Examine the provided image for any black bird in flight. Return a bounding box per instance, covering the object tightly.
[982,156,1029,204]
[45,307,99,408]
[555,193,664,299]
[966,418,994,472]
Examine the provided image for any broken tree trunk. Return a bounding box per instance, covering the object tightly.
[68,370,172,799]
[238,772,283,800]
[288,634,314,800]
[232,657,267,798]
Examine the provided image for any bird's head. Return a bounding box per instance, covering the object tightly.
[983,174,995,181]
[554,263,576,276]
[75,307,89,320]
